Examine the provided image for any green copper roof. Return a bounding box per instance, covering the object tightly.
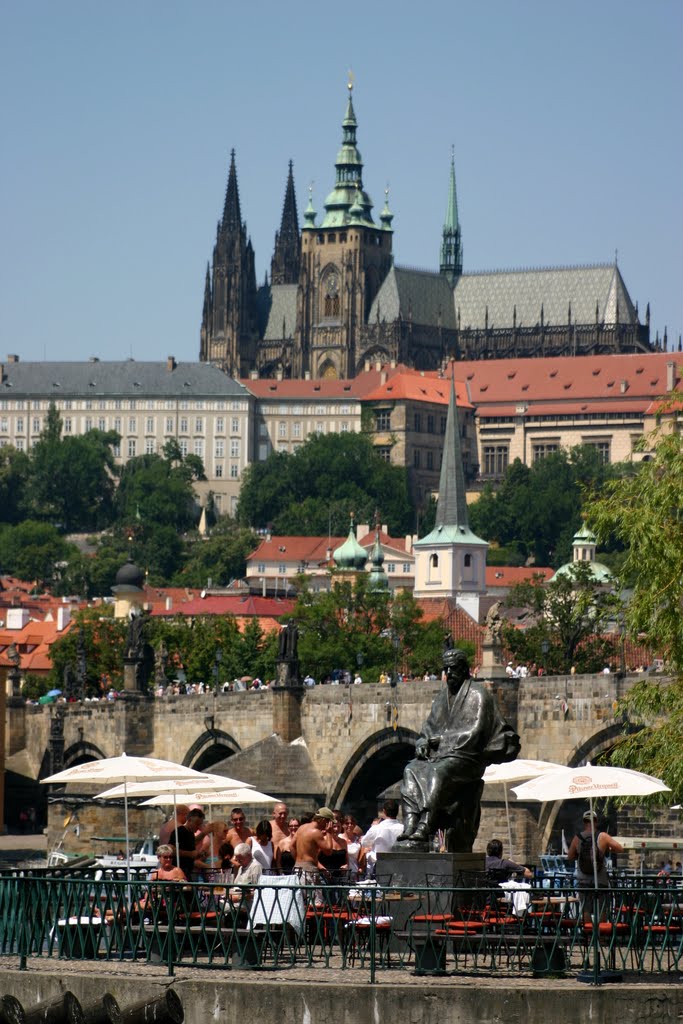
[415,374,486,550]
[333,520,368,570]
[368,526,389,592]
[320,86,375,229]
[573,522,597,544]
[553,559,613,584]
[440,152,463,280]
[379,188,394,231]
[303,186,317,227]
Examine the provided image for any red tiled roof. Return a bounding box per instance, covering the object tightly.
[151,594,295,627]
[246,531,409,564]
[415,598,484,665]
[241,363,406,400]
[0,617,75,672]
[485,566,553,586]
[363,373,473,409]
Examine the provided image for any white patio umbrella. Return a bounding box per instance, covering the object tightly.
[95,773,256,859]
[511,765,671,889]
[41,754,207,879]
[483,758,566,859]
[512,764,670,985]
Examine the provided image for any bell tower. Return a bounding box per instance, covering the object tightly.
[296,82,393,379]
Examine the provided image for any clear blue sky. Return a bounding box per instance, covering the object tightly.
[2,1,681,364]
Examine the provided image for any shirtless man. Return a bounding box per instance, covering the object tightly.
[225,807,253,850]
[292,807,335,881]
[270,803,290,850]
[159,804,189,847]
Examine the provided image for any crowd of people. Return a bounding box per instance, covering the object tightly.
[152,798,408,891]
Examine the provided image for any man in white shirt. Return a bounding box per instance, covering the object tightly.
[361,800,403,875]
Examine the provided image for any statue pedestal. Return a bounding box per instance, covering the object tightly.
[376,850,485,889]
[480,640,507,680]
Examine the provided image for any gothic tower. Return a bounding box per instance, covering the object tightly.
[440,150,463,284]
[200,150,259,376]
[271,161,301,285]
[295,83,393,379]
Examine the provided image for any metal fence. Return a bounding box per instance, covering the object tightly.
[1,873,682,984]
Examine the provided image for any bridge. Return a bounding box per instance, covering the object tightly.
[5,672,645,861]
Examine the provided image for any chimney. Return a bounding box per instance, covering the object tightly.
[165,596,173,611]
[0,363,4,383]
[56,606,71,631]
[390,360,396,369]
[357,524,369,540]
[405,534,413,555]
[304,371,311,380]
[7,354,19,363]
[249,370,258,379]
[167,356,176,372]
[380,371,387,384]
[620,380,629,394]
[667,360,677,393]
[364,360,370,372]
[6,607,30,630]
[89,356,100,363]
[276,369,284,381]
[375,361,381,372]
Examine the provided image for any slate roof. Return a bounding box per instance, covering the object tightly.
[368,266,456,328]
[261,284,298,341]
[0,360,247,398]
[453,264,638,330]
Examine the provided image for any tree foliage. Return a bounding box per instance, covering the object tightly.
[502,562,621,673]
[0,521,76,585]
[49,608,127,694]
[586,425,683,672]
[291,575,446,682]
[236,432,413,535]
[469,446,620,567]
[174,519,258,588]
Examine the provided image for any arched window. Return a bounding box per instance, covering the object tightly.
[430,554,439,569]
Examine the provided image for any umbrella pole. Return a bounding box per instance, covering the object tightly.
[124,779,132,901]
[504,784,514,859]
[173,794,180,870]
[590,795,600,985]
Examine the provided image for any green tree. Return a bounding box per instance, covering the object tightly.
[174,519,258,588]
[236,432,413,535]
[25,404,119,530]
[49,608,127,694]
[502,562,621,673]
[0,521,76,585]
[587,425,683,670]
[469,446,619,567]
[114,451,203,534]
[0,446,30,525]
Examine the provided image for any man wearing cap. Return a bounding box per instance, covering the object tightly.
[398,647,520,852]
[292,808,335,882]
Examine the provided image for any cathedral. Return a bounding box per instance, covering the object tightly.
[199,85,652,380]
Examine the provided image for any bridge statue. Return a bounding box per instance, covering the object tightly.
[398,647,520,852]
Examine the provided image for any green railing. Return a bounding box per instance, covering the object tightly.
[1,873,682,983]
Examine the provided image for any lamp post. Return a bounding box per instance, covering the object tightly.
[541,639,549,674]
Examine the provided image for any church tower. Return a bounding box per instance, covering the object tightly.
[296,83,393,379]
[200,150,259,376]
[413,374,487,618]
[440,150,463,285]
[271,161,301,285]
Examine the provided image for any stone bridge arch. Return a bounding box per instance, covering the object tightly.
[182,729,241,773]
[328,726,419,825]
[62,740,108,772]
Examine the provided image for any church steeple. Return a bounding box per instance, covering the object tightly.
[321,81,375,228]
[435,374,470,531]
[271,161,301,285]
[413,372,487,609]
[222,149,242,233]
[440,150,463,284]
[200,149,259,375]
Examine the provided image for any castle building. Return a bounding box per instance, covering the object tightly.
[200,85,654,380]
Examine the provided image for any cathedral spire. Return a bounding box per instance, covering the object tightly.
[321,80,374,228]
[435,373,470,531]
[222,149,242,233]
[440,149,463,284]
[271,160,301,285]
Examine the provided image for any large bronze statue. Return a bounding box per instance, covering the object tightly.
[398,648,520,852]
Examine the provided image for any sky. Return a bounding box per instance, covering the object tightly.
[1,1,681,365]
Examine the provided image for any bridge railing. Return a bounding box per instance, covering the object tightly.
[1,873,681,983]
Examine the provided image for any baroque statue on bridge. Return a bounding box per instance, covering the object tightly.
[398,647,520,852]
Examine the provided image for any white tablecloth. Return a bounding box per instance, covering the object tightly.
[250,876,306,933]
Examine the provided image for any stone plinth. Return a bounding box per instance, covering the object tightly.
[271,685,304,742]
[376,850,485,888]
